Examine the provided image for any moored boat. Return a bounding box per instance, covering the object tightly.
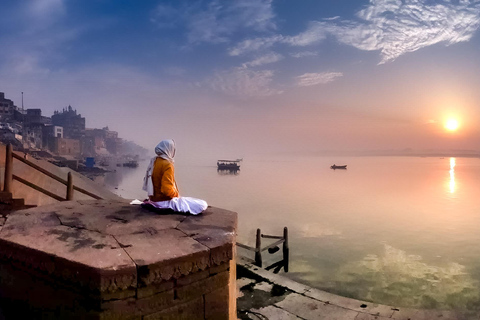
[123,160,139,168]
[217,160,240,170]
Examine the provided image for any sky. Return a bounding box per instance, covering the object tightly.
[1,0,480,160]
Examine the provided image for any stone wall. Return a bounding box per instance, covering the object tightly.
[0,258,236,319]
[0,200,237,319]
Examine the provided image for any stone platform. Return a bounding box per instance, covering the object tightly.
[0,200,237,319]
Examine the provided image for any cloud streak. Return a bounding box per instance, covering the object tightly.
[332,0,480,63]
[290,51,318,58]
[242,52,283,67]
[229,0,480,63]
[228,35,284,56]
[152,0,276,44]
[28,0,66,20]
[0,1,87,77]
[296,72,343,87]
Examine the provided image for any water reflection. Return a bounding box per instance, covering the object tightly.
[449,157,456,194]
[324,244,478,310]
[217,168,240,176]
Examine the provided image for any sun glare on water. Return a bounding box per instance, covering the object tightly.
[445,119,459,132]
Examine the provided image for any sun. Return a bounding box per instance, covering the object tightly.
[445,119,459,132]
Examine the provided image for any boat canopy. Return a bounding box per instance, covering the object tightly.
[217,160,240,163]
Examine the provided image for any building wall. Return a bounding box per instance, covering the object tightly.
[80,136,95,157]
[25,109,42,123]
[0,92,16,121]
[24,123,43,150]
[0,129,23,149]
[51,106,86,139]
[42,126,64,153]
[55,138,81,157]
[54,126,63,138]
[105,137,122,155]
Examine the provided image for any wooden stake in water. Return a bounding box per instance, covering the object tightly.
[283,227,289,272]
[255,228,262,267]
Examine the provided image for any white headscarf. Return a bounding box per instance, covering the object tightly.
[142,139,175,195]
[155,139,175,163]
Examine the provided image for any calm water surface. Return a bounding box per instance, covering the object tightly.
[96,156,480,311]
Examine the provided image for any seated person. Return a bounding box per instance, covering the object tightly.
[142,140,207,215]
[149,139,179,201]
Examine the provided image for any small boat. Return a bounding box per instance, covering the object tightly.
[331,164,347,170]
[123,160,139,168]
[217,160,240,170]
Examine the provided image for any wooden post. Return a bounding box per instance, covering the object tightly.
[4,144,13,193]
[283,227,289,272]
[255,228,262,267]
[66,172,74,200]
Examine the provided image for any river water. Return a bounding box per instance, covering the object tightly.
[94,155,480,311]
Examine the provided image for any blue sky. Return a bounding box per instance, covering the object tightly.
[2,0,480,159]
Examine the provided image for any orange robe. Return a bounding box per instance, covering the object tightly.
[149,157,179,201]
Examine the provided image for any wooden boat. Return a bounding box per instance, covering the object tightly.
[330,164,347,170]
[123,160,138,168]
[217,160,240,170]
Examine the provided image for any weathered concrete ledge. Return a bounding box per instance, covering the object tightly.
[0,199,237,319]
[237,257,471,320]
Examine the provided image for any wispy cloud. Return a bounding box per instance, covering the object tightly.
[242,52,283,67]
[331,0,480,63]
[209,67,282,97]
[11,54,51,76]
[229,35,284,56]
[229,0,480,63]
[0,1,87,76]
[283,21,328,46]
[228,20,326,55]
[28,0,65,20]
[152,0,276,44]
[296,72,343,87]
[290,51,318,58]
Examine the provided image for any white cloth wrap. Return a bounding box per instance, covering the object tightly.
[145,197,207,215]
[155,140,175,163]
[142,157,156,196]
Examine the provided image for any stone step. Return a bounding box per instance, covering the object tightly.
[0,192,13,202]
[0,203,12,215]
[0,203,37,215]
[9,198,25,207]
[0,196,25,207]
[0,193,36,215]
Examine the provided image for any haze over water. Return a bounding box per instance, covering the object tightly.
[99,155,480,312]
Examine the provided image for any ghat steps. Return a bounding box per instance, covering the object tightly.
[0,143,122,210]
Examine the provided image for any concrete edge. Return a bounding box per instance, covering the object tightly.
[236,256,466,320]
